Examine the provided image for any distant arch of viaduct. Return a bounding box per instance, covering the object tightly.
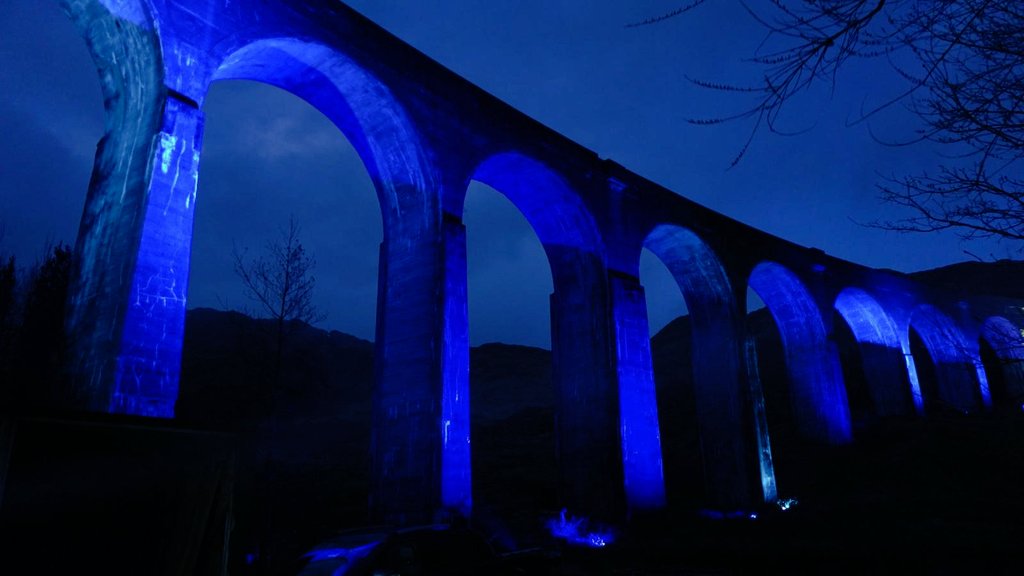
[60,0,1024,524]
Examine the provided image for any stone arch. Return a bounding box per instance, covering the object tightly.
[63,14,448,521]
[908,304,980,413]
[210,38,435,229]
[979,316,1024,408]
[208,38,451,523]
[643,225,763,507]
[462,152,604,277]
[748,261,851,444]
[456,152,620,518]
[833,288,912,417]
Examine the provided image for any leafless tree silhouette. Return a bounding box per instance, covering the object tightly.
[634,1,1024,243]
[233,217,326,392]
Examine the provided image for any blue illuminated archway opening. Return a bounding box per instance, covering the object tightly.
[205,38,446,530]
[210,38,435,223]
[638,248,702,509]
[462,179,557,534]
[643,225,768,509]
[178,79,383,562]
[448,152,631,520]
[979,316,1024,410]
[748,262,852,445]
[908,305,981,413]
[187,80,383,342]
[833,288,913,419]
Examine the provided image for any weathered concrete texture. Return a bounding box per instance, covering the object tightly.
[439,215,472,515]
[980,316,1024,406]
[744,336,778,503]
[550,270,623,522]
[910,305,983,413]
[644,225,760,510]
[60,0,165,413]
[834,288,913,417]
[112,95,203,416]
[61,0,1024,525]
[750,262,852,445]
[370,231,446,525]
[608,273,666,514]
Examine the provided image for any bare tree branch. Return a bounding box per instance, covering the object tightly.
[641,1,1024,243]
[233,217,326,396]
[233,217,326,328]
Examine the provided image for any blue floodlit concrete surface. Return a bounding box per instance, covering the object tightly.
[744,335,778,504]
[187,20,450,526]
[58,0,1024,526]
[95,0,150,27]
[609,273,667,512]
[61,0,167,412]
[644,224,764,510]
[111,96,203,416]
[909,305,982,413]
[834,288,913,417]
[980,316,1024,407]
[440,215,472,514]
[749,262,852,445]
[465,152,625,520]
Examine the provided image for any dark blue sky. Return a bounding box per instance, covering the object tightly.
[0,1,1014,347]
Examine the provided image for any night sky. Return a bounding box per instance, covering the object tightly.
[0,0,1014,348]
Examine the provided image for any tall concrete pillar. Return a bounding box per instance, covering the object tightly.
[550,255,624,521]
[855,345,914,417]
[744,335,778,504]
[785,322,851,444]
[68,91,203,417]
[439,214,471,515]
[902,349,927,415]
[370,209,463,524]
[607,272,666,514]
[689,311,764,510]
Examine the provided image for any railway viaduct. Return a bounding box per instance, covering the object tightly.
[59,0,1024,524]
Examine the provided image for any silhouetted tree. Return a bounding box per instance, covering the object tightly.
[233,218,325,398]
[16,243,72,410]
[0,255,15,407]
[0,256,14,327]
[636,1,1024,242]
[233,218,326,574]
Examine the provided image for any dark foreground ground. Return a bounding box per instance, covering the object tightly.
[278,410,1024,575]
[549,413,1024,575]
[0,410,1022,575]
[166,307,1024,574]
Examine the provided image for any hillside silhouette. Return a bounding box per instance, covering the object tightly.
[173,257,1024,572]
[3,257,1021,573]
